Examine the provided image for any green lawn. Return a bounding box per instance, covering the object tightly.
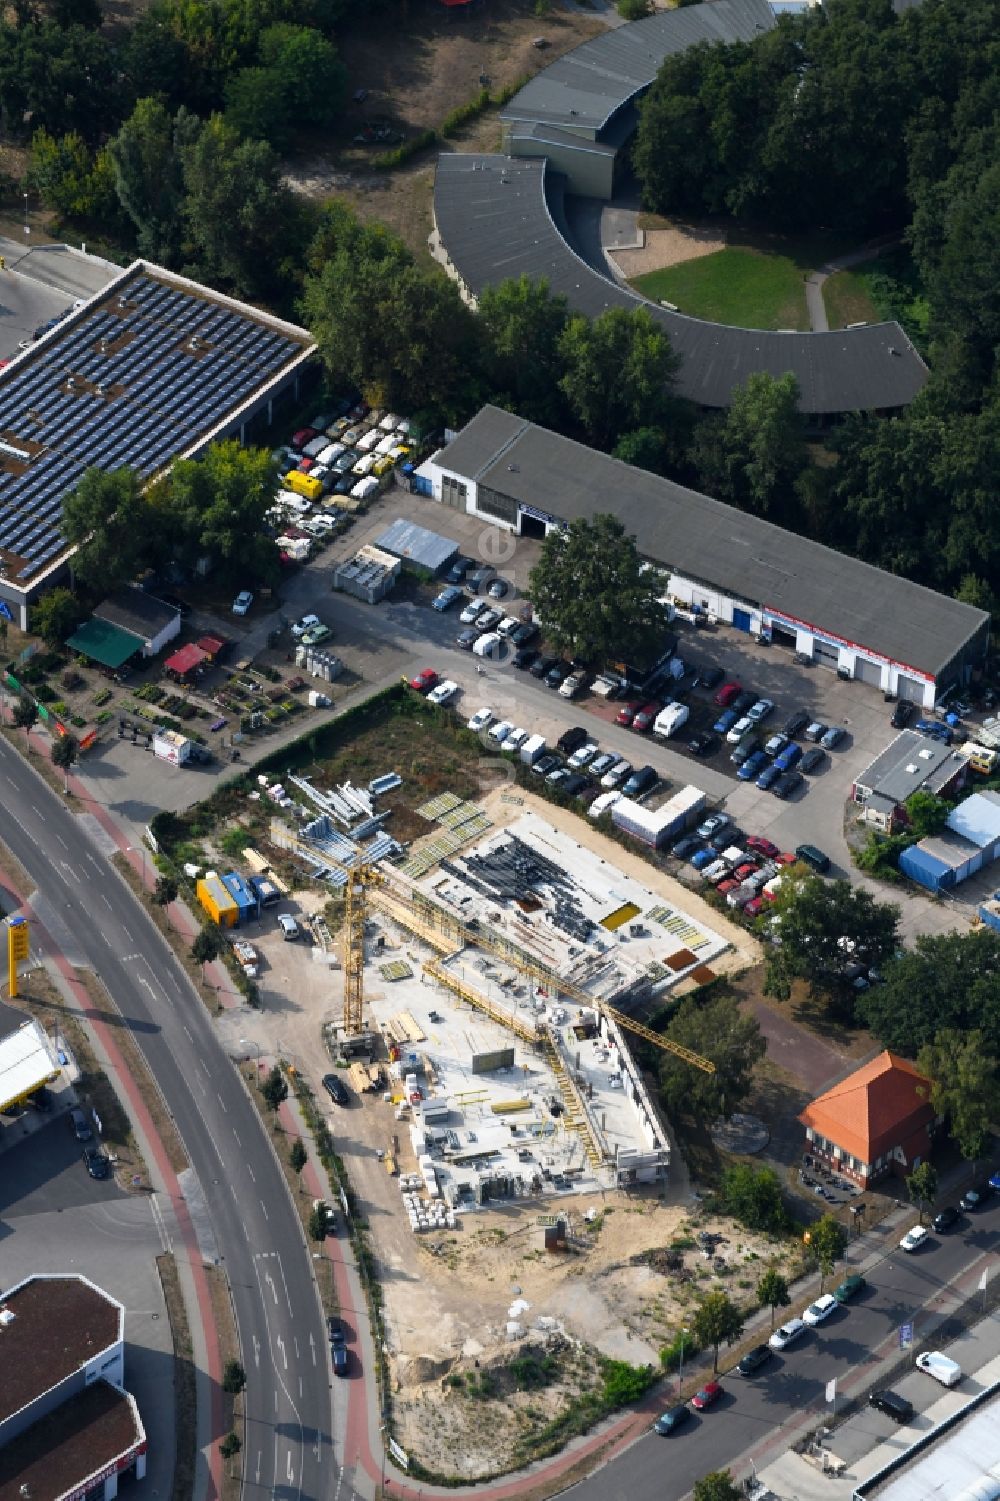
[631,246,810,331]
[824,250,930,348]
[822,268,879,329]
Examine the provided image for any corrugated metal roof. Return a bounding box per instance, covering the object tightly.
[375,518,459,572]
[946,790,1000,849]
[433,154,928,414]
[436,408,988,678]
[856,732,967,802]
[500,0,776,135]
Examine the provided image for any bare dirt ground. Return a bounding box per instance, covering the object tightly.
[284,0,605,262]
[609,219,728,280]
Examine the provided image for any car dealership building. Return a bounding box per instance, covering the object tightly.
[416,405,990,709]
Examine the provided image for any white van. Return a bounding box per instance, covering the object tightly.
[350,477,379,501]
[375,433,396,456]
[357,428,381,452]
[915,1351,962,1387]
[316,442,344,467]
[352,453,378,477]
[473,631,502,658]
[653,701,690,739]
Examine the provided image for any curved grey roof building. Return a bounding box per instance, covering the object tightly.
[433,0,928,416]
[433,153,927,414]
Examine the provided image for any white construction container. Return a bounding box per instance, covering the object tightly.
[520,733,547,766]
[153,730,191,766]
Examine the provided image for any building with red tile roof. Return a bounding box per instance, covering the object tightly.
[798,1051,938,1186]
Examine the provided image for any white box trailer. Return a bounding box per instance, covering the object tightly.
[520,733,547,766]
[153,730,191,766]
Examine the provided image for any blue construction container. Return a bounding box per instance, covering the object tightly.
[221,871,260,925]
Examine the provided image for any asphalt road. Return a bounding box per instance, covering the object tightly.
[567,1204,1000,1501]
[0,734,336,1501]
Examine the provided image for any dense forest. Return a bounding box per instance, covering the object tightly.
[9,0,1000,618]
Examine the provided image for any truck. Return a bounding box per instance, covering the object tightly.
[520,733,547,767]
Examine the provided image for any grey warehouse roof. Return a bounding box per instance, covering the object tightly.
[437,406,988,678]
[856,730,968,802]
[434,155,928,414]
[93,585,177,640]
[500,0,776,135]
[0,262,313,586]
[375,518,459,573]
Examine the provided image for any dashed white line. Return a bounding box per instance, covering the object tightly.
[101,894,112,910]
[56,834,68,850]
[31,805,45,822]
[232,1129,241,1147]
[247,1164,256,1183]
[217,1093,227,1112]
[260,1198,269,1221]
[121,926,133,942]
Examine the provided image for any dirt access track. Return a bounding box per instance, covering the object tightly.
[286,0,607,260]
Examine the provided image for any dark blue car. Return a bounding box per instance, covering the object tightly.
[756,762,782,790]
[774,741,803,772]
[713,707,739,734]
[691,847,716,869]
[737,749,769,781]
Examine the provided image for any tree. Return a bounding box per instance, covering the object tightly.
[806,1214,847,1291]
[757,1267,790,1329]
[719,1163,787,1233]
[28,129,117,220]
[905,1161,938,1225]
[153,875,179,906]
[557,307,679,449]
[688,373,807,520]
[903,790,952,839]
[656,990,766,1123]
[612,426,671,476]
[307,1201,327,1241]
[164,441,279,584]
[693,1474,740,1501]
[477,276,569,429]
[763,873,900,1018]
[62,466,152,594]
[858,930,1000,1056]
[261,1064,287,1111]
[290,1138,307,1174]
[108,99,190,262]
[257,24,346,128]
[219,1431,242,1470]
[31,586,83,647]
[191,925,224,970]
[917,1028,999,1165]
[12,696,38,746]
[528,513,672,666]
[51,732,79,791]
[690,1291,744,1374]
[222,1359,246,1394]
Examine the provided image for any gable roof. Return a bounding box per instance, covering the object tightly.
[65,616,142,669]
[93,586,178,641]
[798,1051,934,1164]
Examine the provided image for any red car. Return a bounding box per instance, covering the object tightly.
[744,896,764,918]
[632,702,661,732]
[691,1381,723,1411]
[714,681,742,707]
[616,701,643,727]
[746,835,779,858]
[408,668,438,693]
[291,427,317,449]
[733,862,759,882]
[775,851,797,865]
[717,879,740,897]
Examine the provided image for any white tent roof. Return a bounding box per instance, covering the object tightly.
[0,1019,59,1110]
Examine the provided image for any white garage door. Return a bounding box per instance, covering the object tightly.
[854,656,883,688]
[813,639,840,667]
[896,674,926,704]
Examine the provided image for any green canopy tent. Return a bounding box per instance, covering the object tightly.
[65,617,143,669]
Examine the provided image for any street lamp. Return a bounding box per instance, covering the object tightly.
[23,191,28,238]
[678,1326,689,1394]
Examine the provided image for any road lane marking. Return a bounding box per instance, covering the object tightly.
[56,834,68,850]
[260,1198,269,1221]
[31,804,45,821]
[101,894,112,910]
[217,1093,227,1112]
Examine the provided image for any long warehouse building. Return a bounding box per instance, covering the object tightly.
[416,404,989,708]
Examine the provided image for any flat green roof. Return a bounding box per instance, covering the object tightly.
[66,617,142,668]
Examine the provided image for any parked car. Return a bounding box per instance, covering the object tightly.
[427,679,458,706]
[509,622,537,646]
[322,1073,349,1106]
[764,732,789,759]
[409,668,438,693]
[731,691,756,715]
[460,598,488,624]
[769,1318,806,1351]
[691,1381,723,1410]
[800,747,826,774]
[755,762,782,790]
[531,754,560,777]
[726,715,755,745]
[503,728,529,752]
[232,590,253,615]
[748,698,775,723]
[488,577,510,598]
[933,1206,960,1232]
[546,766,571,789]
[557,726,589,755]
[473,631,503,658]
[456,627,480,650]
[804,721,827,742]
[915,1351,962,1387]
[562,772,590,797]
[590,753,616,778]
[616,701,643,727]
[602,759,632,789]
[622,765,657,798]
[821,725,846,749]
[560,669,589,699]
[467,708,493,733]
[868,1390,913,1423]
[301,624,331,647]
[632,702,661,732]
[713,707,739,735]
[513,646,538,670]
[900,1225,929,1253]
[891,700,915,728]
[545,661,572,689]
[691,848,717,870]
[697,666,725,690]
[672,836,702,859]
[688,732,718,757]
[714,681,742,706]
[731,737,760,766]
[743,896,764,917]
[291,613,320,638]
[773,769,804,799]
[834,1274,866,1303]
[737,1345,773,1376]
[738,750,769,782]
[277,913,299,940]
[446,555,473,584]
[530,655,558,679]
[69,1107,93,1142]
[432,585,463,612]
[960,1185,990,1211]
[783,709,810,736]
[83,1146,111,1179]
[653,1405,691,1436]
[696,813,730,840]
[774,742,803,772]
[476,608,503,632]
[746,836,780,858]
[803,1294,838,1326]
[488,720,515,746]
[795,843,830,872]
[568,741,598,768]
[589,791,622,820]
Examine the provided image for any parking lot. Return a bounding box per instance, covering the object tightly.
[0,237,118,360]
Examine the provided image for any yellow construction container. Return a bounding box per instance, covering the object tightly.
[196,875,238,928]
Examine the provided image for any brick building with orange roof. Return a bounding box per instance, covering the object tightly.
[798,1051,940,1187]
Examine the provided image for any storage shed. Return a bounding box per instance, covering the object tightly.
[375,518,458,576]
[901,790,1000,891]
[196,873,238,927]
[220,871,260,925]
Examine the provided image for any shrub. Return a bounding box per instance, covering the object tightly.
[441,88,490,137]
[373,128,438,170]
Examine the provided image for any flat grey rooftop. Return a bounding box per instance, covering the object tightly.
[433,154,928,415]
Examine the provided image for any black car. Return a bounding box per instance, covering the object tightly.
[456,627,479,650]
[322,1073,349,1106]
[562,772,591,797]
[545,660,572,689]
[799,747,826,774]
[513,647,538,671]
[83,1146,111,1180]
[710,827,743,851]
[891,700,915,728]
[783,709,810,737]
[509,622,538,646]
[332,1344,348,1376]
[933,1205,960,1232]
[772,769,804,799]
[688,732,719,758]
[671,836,702,859]
[731,738,759,766]
[622,765,657,798]
[446,555,473,584]
[531,754,560,777]
[731,691,756,715]
[327,1317,346,1347]
[653,1405,690,1436]
[69,1107,93,1142]
[697,666,725,690]
[530,654,558,679]
[868,1390,913,1423]
[737,1344,773,1377]
[557,726,589,755]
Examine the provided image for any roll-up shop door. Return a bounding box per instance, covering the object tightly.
[813,639,840,667]
[896,674,926,704]
[854,656,883,687]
